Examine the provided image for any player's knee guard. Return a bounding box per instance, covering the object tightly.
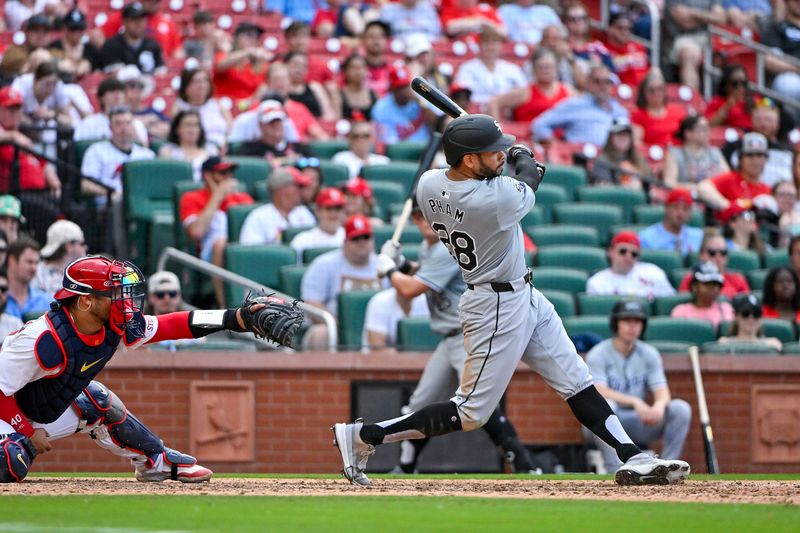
[0,433,36,483]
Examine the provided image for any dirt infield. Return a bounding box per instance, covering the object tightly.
[2,478,799,505]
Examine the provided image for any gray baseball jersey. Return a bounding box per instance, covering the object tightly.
[414,238,464,335]
[585,339,668,399]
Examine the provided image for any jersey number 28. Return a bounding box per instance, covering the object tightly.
[431,222,478,271]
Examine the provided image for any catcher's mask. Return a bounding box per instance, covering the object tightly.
[54,256,146,334]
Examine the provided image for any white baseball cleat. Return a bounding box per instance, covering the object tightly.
[615,453,690,486]
[332,418,374,487]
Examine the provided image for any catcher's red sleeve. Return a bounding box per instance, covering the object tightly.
[147,311,194,343]
[0,394,34,437]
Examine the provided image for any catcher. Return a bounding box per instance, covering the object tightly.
[0,255,303,483]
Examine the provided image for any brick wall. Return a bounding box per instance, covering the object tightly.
[29,350,800,475]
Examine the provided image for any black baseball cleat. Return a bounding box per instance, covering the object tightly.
[615,453,691,485]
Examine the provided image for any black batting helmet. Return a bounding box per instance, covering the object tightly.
[442,114,516,166]
[609,299,648,334]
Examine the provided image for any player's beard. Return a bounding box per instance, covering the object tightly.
[476,159,503,180]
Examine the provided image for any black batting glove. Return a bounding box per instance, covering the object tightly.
[508,144,546,181]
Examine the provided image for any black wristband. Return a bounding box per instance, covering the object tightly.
[223,308,247,332]
[398,258,413,274]
[386,267,398,279]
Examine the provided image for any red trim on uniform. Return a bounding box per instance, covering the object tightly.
[61,309,106,346]
[147,311,193,344]
[0,394,34,438]
[41,315,68,377]
[84,386,111,413]
[2,441,21,482]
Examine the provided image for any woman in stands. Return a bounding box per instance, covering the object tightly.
[335,53,378,121]
[762,266,800,321]
[158,110,219,182]
[590,117,649,189]
[663,115,729,193]
[172,68,231,149]
[706,64,753,130]
[721,206,768,254]
[486,47,572,122]
[718,294,783,351]
[285,51,336,121]
[631,67,685,147]
[773,180,800,249]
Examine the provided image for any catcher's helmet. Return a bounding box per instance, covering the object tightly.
[609,299,648,334]
[442,114,516,166]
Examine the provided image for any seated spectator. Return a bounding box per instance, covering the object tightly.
[533,63,629,147]
[362,20,392,97]
[0,14,52,79]
[233,100,312,163]
[172,67,232,149]
[4,0,65,33]
[285,51,336,121]
[671,262,734,327]
[539,23,580,86]
[487,47,572,122]
[180,156,253,306]
[14,60,71,145]
[332,121,390,179]
[720,204,767,253]
[705,64,753,130]
[264,63,330,142]
[0,268,24,344]
[762,266,800,321]
[312,0,380,38]
[100,3,164,75]
[639,188,704,256]
[74,77,149,145]
[453,26,527,107]
[335,54,378,121]
[680,233,750,297]
[49,9,102,76]
[631,68,686,148]
[585,299,692,473]
[403,34,450,93]
[212,22,271,106]
[341,177,383,227]
[301,214,384,347]
[441,0,507,41]
[362,287,429,352]
[282,20,334,89]
[183,10,231,71]
[33,220,87,295]
[4,238,50,320]
[498,0,561,45]
[721,99,794,187]
[762,0,800,117]
[290,187,347,259]
[145,271,206,350]
[663,115,729,193]
[665,0,727,90]
[118,65,169,142]
[718,293,782,351]
[0,195,24,244]
[372,64,432,144]
[295,157,323,207]
[774,181,800,249]
[698,132,772,217]
[380,0,442,40]
[563,2,615,89]
[158,110,219,182]
[586,231,675,299]
[604,11,649,88]
[98,0,182,60]
[590,117,648,189]
[240,167,316,245]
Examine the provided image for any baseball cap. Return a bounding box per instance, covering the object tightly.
[258,100,286,124]
[40,220,85,259]
[740,132,768,155]
[0,86,23,108]
[691,261,724,285]
[404,34,432,58]
[345,214,372,239]
[609,116,632,134]
[732,293,761,315]
[268,166,312,190]
[122,2,146,19]
[63,9,87,30]
[148,271,181,294]
[117,65,154,97]
[612,299,648,320]
[666,188,693,206]
[25,14,52,30]
[316,187,346,208]
[235,22,265,36]
[0,195,25,222]
[342,177,373,201]
[610,230,641,249]
[388,65,411,91]
[449,82,472,99]
[201,156,239,173]
[717,203,749,224]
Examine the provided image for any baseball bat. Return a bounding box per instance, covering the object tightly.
[411,76,467,119]
[688,345,720,474]
[391,131,442,242]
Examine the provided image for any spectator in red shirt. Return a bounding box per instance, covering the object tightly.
[604,12,649,89]
[697,132,771,215]
[631,68,686,147]
[179,156,253,306]
[98,0,183,59]
[705,64,753,130]
[212,22,272,106]
[679,233,750,298]
[762,266,800,322]
[441,0,507,41]
[283,21,335,90]
[362,20,391,97]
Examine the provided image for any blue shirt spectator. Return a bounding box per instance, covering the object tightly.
[372,65,431,144]
[5,286,51,321]
[264,0,318,24]
[5,238,52,321]
[497,0,561,45]
[638,189,704,256]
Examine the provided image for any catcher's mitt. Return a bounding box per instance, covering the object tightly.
[239,292,305,347]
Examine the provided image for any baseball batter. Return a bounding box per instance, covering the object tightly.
[334,114,691,486]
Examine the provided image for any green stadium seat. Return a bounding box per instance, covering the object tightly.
[173,181,203,252]
[541,290,576,317]
[644,317,716,345]
[396,317,443,351]
[252,181,270,202]
[653,293,692,316]
[304,246,338,264]
[702,341,780,354]
[781,341,800,355]
[320,161,350,186]
[147,212,175,273]
[526,224,599,247]
[764,249,789,269]
[648,341,692,354]
[361,161,419,190]
[227,156,271,197]
[22,311,45,322]
[552,203,624,245]
[533,183,570,220]
[279,264,307,298]
[747,269,770,292]
[282,225,315,244]
[521,205,549,227]
[176,338,257,352]
[532,267,588,294]
[386,141,428,161]
[309,139,349,159]
[372,225,422,252]
[536,245,608,273]
[74,138,101,167]
[610,224,649,237]
[224,244,296,305]
[577,293,651,316]
[402,244,420,262]
[718,318,796,343]
[633,204,704,227]
[338,289,381,350]
[227,203,262,242]
[563,315,612,339]
[670,268,691,288]
[369,181,405,221]
[638,249,683,273]
[545,164,586,198]
[576,186,646,223]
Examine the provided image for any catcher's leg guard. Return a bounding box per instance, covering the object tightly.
[74,381,213,483]
[0,432,36,483]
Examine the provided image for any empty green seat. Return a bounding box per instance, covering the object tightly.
[304,246,339,264]
[338,289,381,350]
[764,249,788,269]
[610,224,649,237]
[718,318,796,343]
[553,203,624,245]
[633,204,704,227]
[653,293,692,316]
[644,317,716,345]
[541,290,576,317]
[533,183,570,219]
[227,156,271,196]
[576,186,646,223]
[670,268,691,288]
[545,164,586,198]
[521,205,548,227]
[747,269,770,292]
[639,249,683,273]
[532,267,588,294]
[372,225,422,252]
[227,203,262,242]
[279,264,307,298]
[309,139,348,159]
[702,341,780,355]
[577,294,651,316]
[396,317,443,351]
[526,224,599,247]
[563,315,612,339]
[282,225,315,244]
[386,141,428,161]
[781,341,800,355]
[536,245,608,273]
[252,181,270,202]
[369,181,405,221]
[320,161,350,186]
[361,162,418,190]
[224,244,296,305]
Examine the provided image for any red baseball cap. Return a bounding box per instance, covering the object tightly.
[316,187,346,208]
[611,230,641,249]
[388,64,411,91]
[717,204,749,224]
[345,214,372,239]
[0,86,23,108]
[665,188,693,206]
[343,177,373,201]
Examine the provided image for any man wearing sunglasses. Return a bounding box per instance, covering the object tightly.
[638,188,703,256]
[587,231,675,298]
[678,233,750,298]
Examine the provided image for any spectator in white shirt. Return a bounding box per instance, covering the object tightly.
[362,287,429,352]
[379,0,442,40]
[331,121,390,179]
[290,187,347,260]
[33,219,87,295]
[239,166,316,245]
[586,230,675,299]
[74,77,148,145]
[497,0,561,45]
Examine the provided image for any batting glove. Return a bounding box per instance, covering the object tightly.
[377,253,398,278]
[380,240,410,273]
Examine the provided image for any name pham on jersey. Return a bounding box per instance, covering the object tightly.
[427,199,465,223]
